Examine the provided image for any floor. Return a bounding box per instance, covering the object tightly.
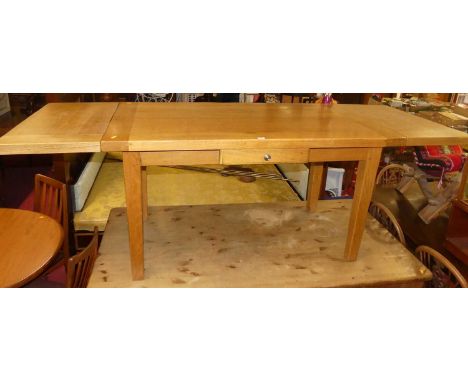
[89,200,430,288]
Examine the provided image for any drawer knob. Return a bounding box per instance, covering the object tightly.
[264,153,272,161]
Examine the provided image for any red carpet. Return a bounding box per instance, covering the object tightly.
[45,265,66,284]
[18,190,34,210]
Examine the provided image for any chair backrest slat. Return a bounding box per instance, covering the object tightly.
[368,201,406,246]
[66,227,99,288]
[34,174,70,260]
[415,245,467,288]
[376,164,406,188]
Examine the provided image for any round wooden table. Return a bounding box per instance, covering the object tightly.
[0,208,64,287]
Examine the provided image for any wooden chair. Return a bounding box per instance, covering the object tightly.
[66,227,99,288]
[415,245,468,288]
[24,226,99,288]
[376,164,406,188]
[34,174,70,262]
[368,201,406,246]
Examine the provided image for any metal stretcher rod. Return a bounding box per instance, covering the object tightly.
[163,165,298,182]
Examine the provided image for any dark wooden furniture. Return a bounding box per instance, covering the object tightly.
[373,183,468,280]
[444,199,468,262]
[0,208,63,287]
[376,164,406,187]
[415,245,467,287]
[330,94,364,104]
[373,185,449,249]
[280,93,316,103]
[34,174,70,261]
[66,227,99,288]
[8,93,45,117]
[24,225,99,288]
[444,162,468,263]
[369,201,406,246]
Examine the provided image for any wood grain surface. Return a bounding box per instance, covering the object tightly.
[220,148,309,164]
[0,102,118,154]
[102,103,390,151]
[1,103,466,155]
[100,103,467,152]
[344,147,382,260]
[365,105,468,146]
[0,208,63,287]
[306,163,324,212]
[122,152,145,280]
[88,200,431,288]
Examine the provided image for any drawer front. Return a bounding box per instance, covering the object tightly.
[220,149,309,164]
[308,148,368,162]
[140,150,220,166]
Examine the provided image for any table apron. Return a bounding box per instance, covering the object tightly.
[138,147,379,166]
[140,150,220,166]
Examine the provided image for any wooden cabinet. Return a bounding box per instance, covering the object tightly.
[444,200,468,263]
[444,163,468,263]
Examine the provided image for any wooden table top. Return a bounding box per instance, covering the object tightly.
[0,209,64,287]
[0,103,466,154]
[101,103,468,151]
[0,102,118,154]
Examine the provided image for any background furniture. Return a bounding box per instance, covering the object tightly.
[0,94,10,116]
[8,93,45,116]
[372,181,468,282]
[444,161,468,262]
[368,201,406,246]
[415,245,467,288]
[66,227,99,288]
[25,225,99,288]
[280,93,316,103]
[34,174,70,261]
[0,208,63,287]
[376,164,406,187]
[374,155,467,266]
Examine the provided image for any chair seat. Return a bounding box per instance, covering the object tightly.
[23,265,66,288]
[44,263,67,283]
[23,278,64,288]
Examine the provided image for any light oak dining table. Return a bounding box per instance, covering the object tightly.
[0,208,64,287]
[0,102,466,281]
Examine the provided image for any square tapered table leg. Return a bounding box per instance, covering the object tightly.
[307,162,324,212]
[123,152,145,280]
[344,147,382,261]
